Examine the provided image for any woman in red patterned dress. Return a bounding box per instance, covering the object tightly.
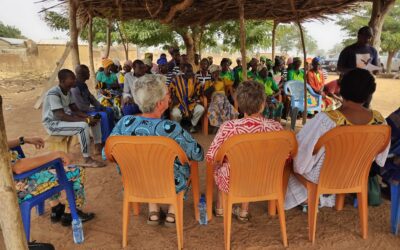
[206,80,283,222]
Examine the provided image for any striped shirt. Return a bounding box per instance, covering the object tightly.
[195,70,212,87]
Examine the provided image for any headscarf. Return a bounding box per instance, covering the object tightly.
[145,52,153,59]
[286,57,293,65]
[312,57,321,64]
[157,57,168,65]
[293,57,301,64]
[209,64,221,74]
[260,56,267,62]
[102,58,114,69]
[113,58,121,67]
[144,58,152,67]
[266,58,273,67]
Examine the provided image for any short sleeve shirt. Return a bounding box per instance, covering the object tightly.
[42,85,74,126]
[337,43,378,71]
[96,71,117,89]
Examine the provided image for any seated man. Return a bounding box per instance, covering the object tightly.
[42,69,105,168]
[71,64,115,143]
[8,136,94,226]
[122,59,146,116]
[170,63,205,133]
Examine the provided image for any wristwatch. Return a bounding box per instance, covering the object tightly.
[19,136,25,145]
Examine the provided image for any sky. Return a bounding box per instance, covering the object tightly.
[0,0,347,52]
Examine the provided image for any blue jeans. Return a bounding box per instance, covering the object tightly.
[88,107,115,143]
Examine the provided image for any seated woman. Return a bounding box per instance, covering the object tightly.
[257,66,284,122]
[206,80,283,221]
[8,136,94,226]
[307,57,334,110]
[206,65,239,129]
[285,68,390,210]
[108,74,204,225]
[96,58,122,119]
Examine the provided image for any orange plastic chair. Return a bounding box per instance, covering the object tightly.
[105,136,201,249]
[213,131,298,249]
[294,125,391,243]
[201,96,209,135]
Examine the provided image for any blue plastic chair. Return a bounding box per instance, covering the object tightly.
[283,80,323,130]
[391,183,400,235]
[12,146,80,241]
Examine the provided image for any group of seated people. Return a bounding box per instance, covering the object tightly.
[7,49,400,248]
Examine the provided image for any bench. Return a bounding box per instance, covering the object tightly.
[45,135,75,153]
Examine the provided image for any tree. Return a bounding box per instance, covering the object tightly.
[0,22,26,39]
[336,0,400,72]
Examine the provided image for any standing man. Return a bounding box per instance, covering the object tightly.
[122,60,146,115]
[42,69,105,167]
[337,26,379,107]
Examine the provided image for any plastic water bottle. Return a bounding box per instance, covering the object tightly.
[72,218,84,244]
[199,194,208,225]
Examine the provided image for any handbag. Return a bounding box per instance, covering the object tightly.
[368,175,382,206]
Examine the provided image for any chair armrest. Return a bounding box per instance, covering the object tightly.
[13,158,64,180]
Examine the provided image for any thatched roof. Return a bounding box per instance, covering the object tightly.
[68,0,361,26]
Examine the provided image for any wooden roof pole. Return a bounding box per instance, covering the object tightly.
[238,0,247,81]
[88,12,96,88]
[290,0,307,125]
[297,21,308,125]
[272,20,278,61]
[69,0,80,67]
[0,96,28,250]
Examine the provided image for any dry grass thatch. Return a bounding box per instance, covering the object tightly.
[64,0,362,26]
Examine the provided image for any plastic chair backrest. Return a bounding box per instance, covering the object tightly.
[105,136,189,199]
[315,125,391,191]
[215,131,297,198]
[284,80,322,112]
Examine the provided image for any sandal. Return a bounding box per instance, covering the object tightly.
[214,207,224,217]
[79,159,106,168]
[232,207,250,223]
[165,213,176,227]
[147,211,161,225]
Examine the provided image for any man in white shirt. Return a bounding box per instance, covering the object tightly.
[122,60,146,115]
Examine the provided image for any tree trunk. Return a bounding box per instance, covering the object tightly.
[88,14,96,87]
[69,0,80,67]
[0,96,28,250]
[386,50,396,73]
[272,21,278,60]
[238,0,247,81]
[116,22,129,61]
[180,29,195,66]
[297,21,308,125]
[105,19,112,58]
[368,0,396,50]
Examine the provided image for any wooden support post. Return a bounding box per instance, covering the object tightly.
[105,19,112,58]
[0,96,28,250]
[69,0,80,67]
[88,13,96,87]
[272,21,278,60]
[297,21,308,125]
[34,43,71,109]
[238,0,247,81]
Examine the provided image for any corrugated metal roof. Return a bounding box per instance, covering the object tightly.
[0,37,26,45]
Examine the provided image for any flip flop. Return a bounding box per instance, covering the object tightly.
[213,207,224,217]
[79,159,106,168]
[165,213,176,227]
[232,207,250,223]
[147,211,161,226]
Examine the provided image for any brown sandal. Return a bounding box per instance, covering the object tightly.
[147,211,161,225]
[165,213,176,227]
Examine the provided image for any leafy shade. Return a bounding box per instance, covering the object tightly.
[0,22,26,39]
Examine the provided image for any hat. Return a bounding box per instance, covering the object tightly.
[113,58,121,67]
[209,64,221,74]
[293,57,302,63]
[144,58,152,67]
[266,58,273,67]
[157,57,168,65]
[145,52,153,59]
[260,56,267,62]
[102,58,114,68]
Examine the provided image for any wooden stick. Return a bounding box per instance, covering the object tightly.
[272,20,278,60]
[105,18,112,58]
[297,21,308,125]
[88,13,96,88]
[238,0,247,81]
[69,0,80,67]
[0,96,28,250]
[34,42,71,109]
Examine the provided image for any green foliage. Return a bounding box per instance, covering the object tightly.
[336,0,400,52]
[275,24,318,55]
[0,22,26,39]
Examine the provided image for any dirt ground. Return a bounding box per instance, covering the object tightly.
[1,73,400,249]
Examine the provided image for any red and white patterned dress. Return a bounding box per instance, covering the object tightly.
[206,116,283,193]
